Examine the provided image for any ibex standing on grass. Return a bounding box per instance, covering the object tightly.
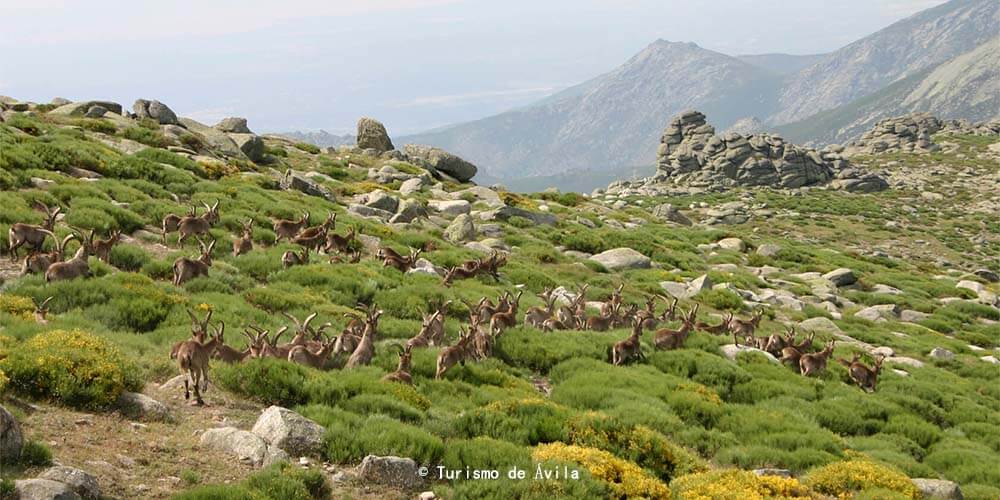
[175,321,224,405]
[162,206,197,244]
[653,305,698,350]
[45,239,92,283]
[8,202,61,261]
[21,231,75,276]
[345,306,382,369]
[800,341,836,377]
[611,318,645,366]
[176,201,220,245]
[171,308,214,360]
[838,353,885,392]
[436,328,474,379]
[273,211,309,243]
[172,238,215,286]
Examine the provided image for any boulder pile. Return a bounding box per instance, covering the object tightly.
[845,113,1000,155]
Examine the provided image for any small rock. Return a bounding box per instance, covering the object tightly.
[752,468,792,478]
[132,99,179,125]
[363,190,400,213]
[956,280,985,294]
[38,466,100,499]
[911,478,963,500]
[200,427,269,467]
[756,244,781,257]
[419,492,437,500]
[870,346,895,358]
[798,317,842,333]
[588,248,651,271]
[900,310,929,322]
[214,117,252,134]
[823,268,857,287]
[358,455,423,490]
[854,304,900,322]
[973,269,999,283]
[398,177,424,195]
[928,347,954,360]
[720,344,779,363]
[444,214,476,243]
[251,406,325,457]
[651,203,692,226]
[14,479,81,500]
[717,237,746,252]
[428,199,471,216]
[117,392,172,422]
[0,404,23,463]
[886,356,924,369]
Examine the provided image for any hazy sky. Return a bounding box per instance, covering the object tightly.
[1,0,946,134]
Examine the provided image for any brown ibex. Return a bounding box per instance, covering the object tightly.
[282,247,309,268]
[176,200,220,245]
[696,312,733,335]
[490,290,523,333]
[175,321,224,405]
[800,341,836,377]
[77,228,121,263]
[728,309,763,346]
[232,219,254,256]
[21,231,75,276]
[654,305,698,350]
[287,334,338,369]
[8,202,61,261]
[293,213,335,251]
[324,225,357,254]
[273,211,309,243]
[345,306,382,369]
[600,284,625,317]
[443,264,480,286]
[380,247,421,272]
[45,238,92,283]
[436,327,474,379]
[171,308,213,360]
[524,288,556,328]
[172,238,215,286]
[406,311,441,350]
[212,331,253,364]
[586,302,622,332]
[611,318,645,366]
[162,205,197,244]
[838,353,885,391]
[32,296,53,324]
[382,344,414,384]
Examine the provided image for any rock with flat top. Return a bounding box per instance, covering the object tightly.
[15,479,81,500]
[116,391,172,422]
[251,406,325,457]
[200,427,269,466]
[911,478,963,500]
[39,466,101,499]
[589,248,650,271]
[358,455,423,490]
[823,268,857,287]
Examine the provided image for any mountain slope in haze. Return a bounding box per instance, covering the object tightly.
[770,0,999,124]
[278,129,355,148]
[775,37,1000,145]
[736,53,826,76]
[401,40,783,180]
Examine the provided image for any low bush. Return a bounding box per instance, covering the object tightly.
[532,443,670,499]
[0,330,142,409]
[670,469,815,499]
[215,358,311,406]
[175,462,330,500]
[293,142,321,154]
[454,398,570,445]
[324,415,444,465]
[803,458,920,499]
[441,437,531,475]
[19,440,53,466]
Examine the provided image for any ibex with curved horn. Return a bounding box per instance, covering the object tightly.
[172,238,215,285]
[838,353,885,392]
[273,211,309,243]
[382,344,414,384]
[21,230,75,276]
[176,200,219,245]
[175,321,224,405]
[8,201,61,261]
[162,205,197,244]
[232,219,254,256]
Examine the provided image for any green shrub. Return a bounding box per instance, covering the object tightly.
[324,415,444,465]
[0,479,14,500]
[454,398,571,445]
[340,393,424,423]
[447,463,609,499]
[695,288,744,311]
[108,244,151,272]
[441,437,531,475]
[121,126,167,148]
[293,142,321,154]
[19,440,53,466]
[0,330,142,409]
[215,358,311,406]
[882,414,942,449]
[648,350,751,400]
[175,462,330,500]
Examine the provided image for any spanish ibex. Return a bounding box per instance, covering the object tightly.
[490,290,523,333]
[523,288,556,328]
[172,238,216,286]
[611,318,645,366]
[653,305,698,350]
[45,238,92,283]
[728,309,763,346]
[436,327,474,379]
[379,247,421,272]
[324,225,357,254]
[171,308,214,360]
[382,344,414,385]
[287,334,339,369]
[800,341,836,377]
[293,213,335,251]
[176,200,220,245]
[33,296,53,324]
[76,228,121,263]
[282,246,309,268]
[273,211,309,243]
[21,230,75,276]
[838,353,884,391]
[175,321,224,405]
[8,202,61,261]
[162,205,197,244]
[232,218,254,256]
[345,305,382,369]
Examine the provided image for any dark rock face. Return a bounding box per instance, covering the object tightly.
[133,99,179,125]
[356,117,394,152]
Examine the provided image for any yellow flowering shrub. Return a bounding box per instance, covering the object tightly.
[670,469,816,500]
[567,411,707,481]
[0,368,8,395]
[0,294,35,320]
[532,442,670,499]
[0,330,142,409]
[803,458,920,499]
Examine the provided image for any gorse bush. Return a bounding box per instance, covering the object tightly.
[0,330,142,409]
[804,458,920,499]
[670,469,815,499]
[532,443,670,499]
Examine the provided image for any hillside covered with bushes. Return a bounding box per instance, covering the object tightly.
[0,98,998,499]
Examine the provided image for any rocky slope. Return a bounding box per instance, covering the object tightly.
[0,96,998,499]
[770,0,999,125]
[402,40,782,180]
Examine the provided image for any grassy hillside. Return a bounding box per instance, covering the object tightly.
[0,107,998,499]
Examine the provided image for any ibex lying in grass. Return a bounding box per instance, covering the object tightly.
[600,284,625,317]
[443,263,481,286]
[838,353,884,391]
[324,225,357,254]
[162,205,197,244]
[45,239,92,283]
[346,305,382,369]
[406,311,441,350]
[586,302,623,332]
[654,305,698,350]
[478,250,507,281]
[8,202,61,261]
[293,213,335,251]
[212,330,253,364]
[728,309,763,346]
[243,325,292,359]
[172,238,215,286]
[287,334,339,369]
[171,308,213,360]
[176,321,224,405]
[761,326,797,356]
[696,311,733,335]
[436,327,474,379]
[273,211,309,243]
[382,344,414,384]
[380,247,421,272]
[33,296,53,324]
[176,200,220,245]
[21,231,75,276]
[800,341,836,377]
[282,247,309,268]
[611,318,645,366]
[329,249,363,264]
[232,219,254,256]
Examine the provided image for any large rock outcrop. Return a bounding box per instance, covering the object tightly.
[845,113,1000,156]
[48,100,123,117]
[250,406,325,457]
[356,117,394,152]
[132,99,179,125]
[651,111,885,191]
